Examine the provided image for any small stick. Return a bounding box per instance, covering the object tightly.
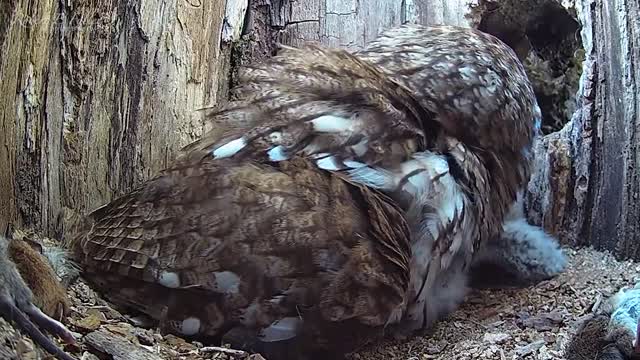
[591,292,603,313]
[199,346,248,357]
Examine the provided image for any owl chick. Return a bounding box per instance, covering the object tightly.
[566,284,640,360]
[197,24,563,333]
[469,191,567,289]
[0,235,76,360]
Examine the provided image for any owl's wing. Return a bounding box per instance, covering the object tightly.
[182,44,436,179]
[72,157,410,355]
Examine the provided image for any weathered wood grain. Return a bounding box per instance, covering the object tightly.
[525,0,640,259]
[260,0,476,51]
[0,0,231,237]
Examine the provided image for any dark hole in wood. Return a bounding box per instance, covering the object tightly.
[470,0,584,135]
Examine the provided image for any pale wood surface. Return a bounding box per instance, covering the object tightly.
[0,0,230,236]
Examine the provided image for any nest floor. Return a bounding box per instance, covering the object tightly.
[1,247,637,360]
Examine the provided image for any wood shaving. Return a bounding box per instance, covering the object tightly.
[0,247,637,359]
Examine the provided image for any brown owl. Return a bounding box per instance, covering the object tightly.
[197,24,562,334]
[72,27,442,358]
[72,24,565,359]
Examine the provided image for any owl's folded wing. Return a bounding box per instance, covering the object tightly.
[72,157,411,352]
[182,44,436,181]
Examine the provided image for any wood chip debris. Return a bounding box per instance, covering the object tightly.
[0,247,638,359]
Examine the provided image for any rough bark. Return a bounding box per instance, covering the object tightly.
[525,0,640,259]
[244,0,475,54]
[0,0,236,237]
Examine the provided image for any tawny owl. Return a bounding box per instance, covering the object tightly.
[72,23,565,359]
[71,45,427,358]
[196,24,565,333]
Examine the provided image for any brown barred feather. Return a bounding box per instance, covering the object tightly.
[73,23,555,359]
[72,156,411,359]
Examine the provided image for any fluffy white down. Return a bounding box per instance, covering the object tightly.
[472,194,567,285]
[609,283,640,346]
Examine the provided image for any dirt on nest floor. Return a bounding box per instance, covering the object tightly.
[1,247,638,360]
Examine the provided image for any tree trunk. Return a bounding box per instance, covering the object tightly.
[0,0,234,237]
[239,0,475,56]
[1,0,638,259]
[525,0,640,259]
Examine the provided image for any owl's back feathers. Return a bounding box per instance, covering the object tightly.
[73,156,411,358]
[185,43,436,182]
